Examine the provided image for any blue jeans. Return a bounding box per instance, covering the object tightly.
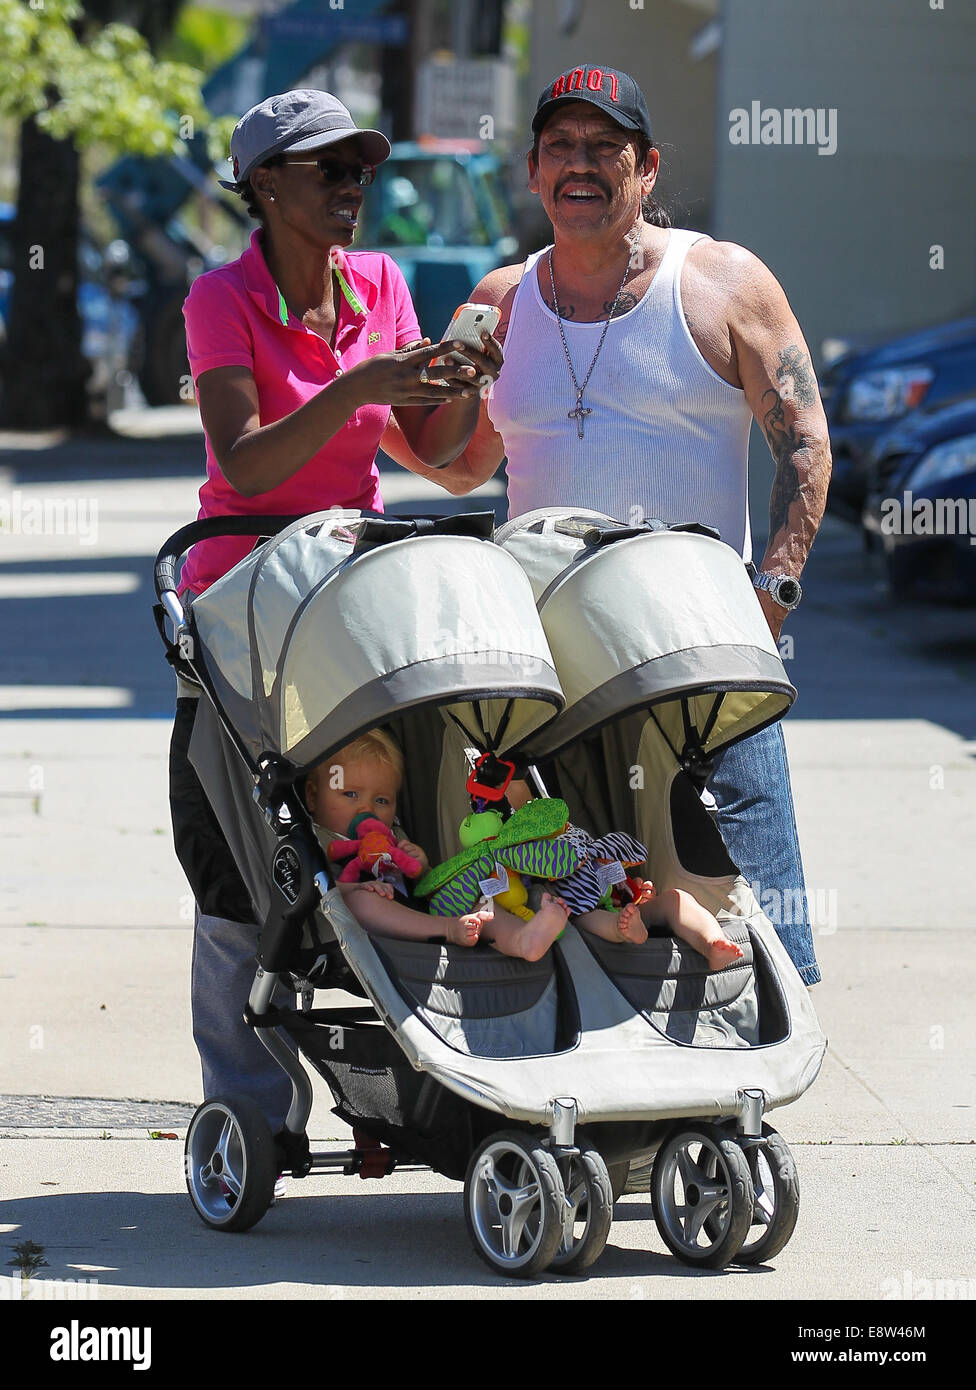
[707,721,821,987]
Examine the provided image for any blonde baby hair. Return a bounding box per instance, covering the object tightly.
[330,727,404,783]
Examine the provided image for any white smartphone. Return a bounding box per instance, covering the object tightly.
[432,302,501,368]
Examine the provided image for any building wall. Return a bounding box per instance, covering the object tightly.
[523,0,718,245]
[714,0,976,363]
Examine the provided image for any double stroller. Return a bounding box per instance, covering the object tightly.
[154,505,825,1277]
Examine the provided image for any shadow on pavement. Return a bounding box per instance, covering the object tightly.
[0,1186,761,1293]
[0,432,206,486]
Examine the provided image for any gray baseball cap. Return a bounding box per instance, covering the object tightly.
[218,89,391,190]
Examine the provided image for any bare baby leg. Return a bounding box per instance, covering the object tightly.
[642,887,744,971]
[575,899,649,945]
[479,892,570,962]
[342,882,493,947]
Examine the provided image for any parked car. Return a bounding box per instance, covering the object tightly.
[861,395,976,601]
[0,202,140,412]
[821,316,976,522]
[353,141,518,341]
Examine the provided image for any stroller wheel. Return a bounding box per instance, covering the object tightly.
[549,1142,614,1275]
[651,1122,754,1268]
[464,1131,567,1279]
[710,1125,800,1265]
[184,1095,278,1233]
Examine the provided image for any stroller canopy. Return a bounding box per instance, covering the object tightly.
[496,509,795,763]
[188,511,564,773]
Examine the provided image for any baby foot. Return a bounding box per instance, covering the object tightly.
[706,935,745,972]
[616,899,649,944]
[446,909,493,949]
[517,893,570,962]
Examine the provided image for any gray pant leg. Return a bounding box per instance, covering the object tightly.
[191,910,295,1133]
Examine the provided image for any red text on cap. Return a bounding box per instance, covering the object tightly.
[551,68,619,102]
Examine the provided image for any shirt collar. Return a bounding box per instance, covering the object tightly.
[241,229,380,325]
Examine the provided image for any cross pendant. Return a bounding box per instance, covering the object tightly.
[568,397,592,439]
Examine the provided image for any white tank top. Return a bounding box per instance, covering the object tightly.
[486,228,755,560]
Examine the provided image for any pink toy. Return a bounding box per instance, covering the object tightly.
[328,815,423,885]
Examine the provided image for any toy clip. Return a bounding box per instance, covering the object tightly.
[465,752,515,803]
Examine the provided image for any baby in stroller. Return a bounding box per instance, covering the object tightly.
[505,779,745,972]
[306,729,744,973]
[304,729,572,961]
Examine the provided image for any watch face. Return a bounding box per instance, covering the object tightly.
[777,578,801,606]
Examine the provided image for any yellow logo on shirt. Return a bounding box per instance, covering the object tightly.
[368,331,381,344]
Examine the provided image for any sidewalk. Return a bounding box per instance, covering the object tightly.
[1,416,974,1298]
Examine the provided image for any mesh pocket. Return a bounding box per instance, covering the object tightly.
[282,1014,474,1178]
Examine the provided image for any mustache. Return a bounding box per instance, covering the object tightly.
[556,177,610,199]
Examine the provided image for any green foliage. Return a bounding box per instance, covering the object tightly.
[0,0,235,160]
[7,1239,49,1276]
[164,4,249,74]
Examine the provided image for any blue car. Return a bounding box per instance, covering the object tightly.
[861,395,976,601]
[821,316,976,522]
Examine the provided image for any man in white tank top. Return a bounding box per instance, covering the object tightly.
[397,66,830,986]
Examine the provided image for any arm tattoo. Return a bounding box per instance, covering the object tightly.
[761,345,817,536]
[767,447,803,538]
[774,344,818,407]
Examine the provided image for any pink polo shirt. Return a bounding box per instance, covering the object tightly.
[179,229,422,595]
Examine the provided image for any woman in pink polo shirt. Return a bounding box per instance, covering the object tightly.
[180,88,497,595]
[171,90,502,1138]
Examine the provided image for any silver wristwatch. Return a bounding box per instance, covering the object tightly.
[753,571,802,612]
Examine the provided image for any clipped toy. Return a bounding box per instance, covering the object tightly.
[417,797,581,919]
[548,826,649,917]
[328,812,423,887]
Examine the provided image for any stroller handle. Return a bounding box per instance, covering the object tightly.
[153,515,307,604]
[154,509,497,604]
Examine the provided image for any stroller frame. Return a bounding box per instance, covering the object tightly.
[156,511,822,1278]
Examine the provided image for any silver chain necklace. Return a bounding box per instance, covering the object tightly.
[548,245,633,440]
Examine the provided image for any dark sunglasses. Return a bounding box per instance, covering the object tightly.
[284,157,375,187]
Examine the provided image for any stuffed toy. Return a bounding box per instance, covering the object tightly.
[547,827,648,916]
[328,812,423,887]
[416,798,581,918]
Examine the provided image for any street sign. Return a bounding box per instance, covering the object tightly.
[415,59,517,143]
[261,14,409,46]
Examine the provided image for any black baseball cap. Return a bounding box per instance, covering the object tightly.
[532,64,652,141]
